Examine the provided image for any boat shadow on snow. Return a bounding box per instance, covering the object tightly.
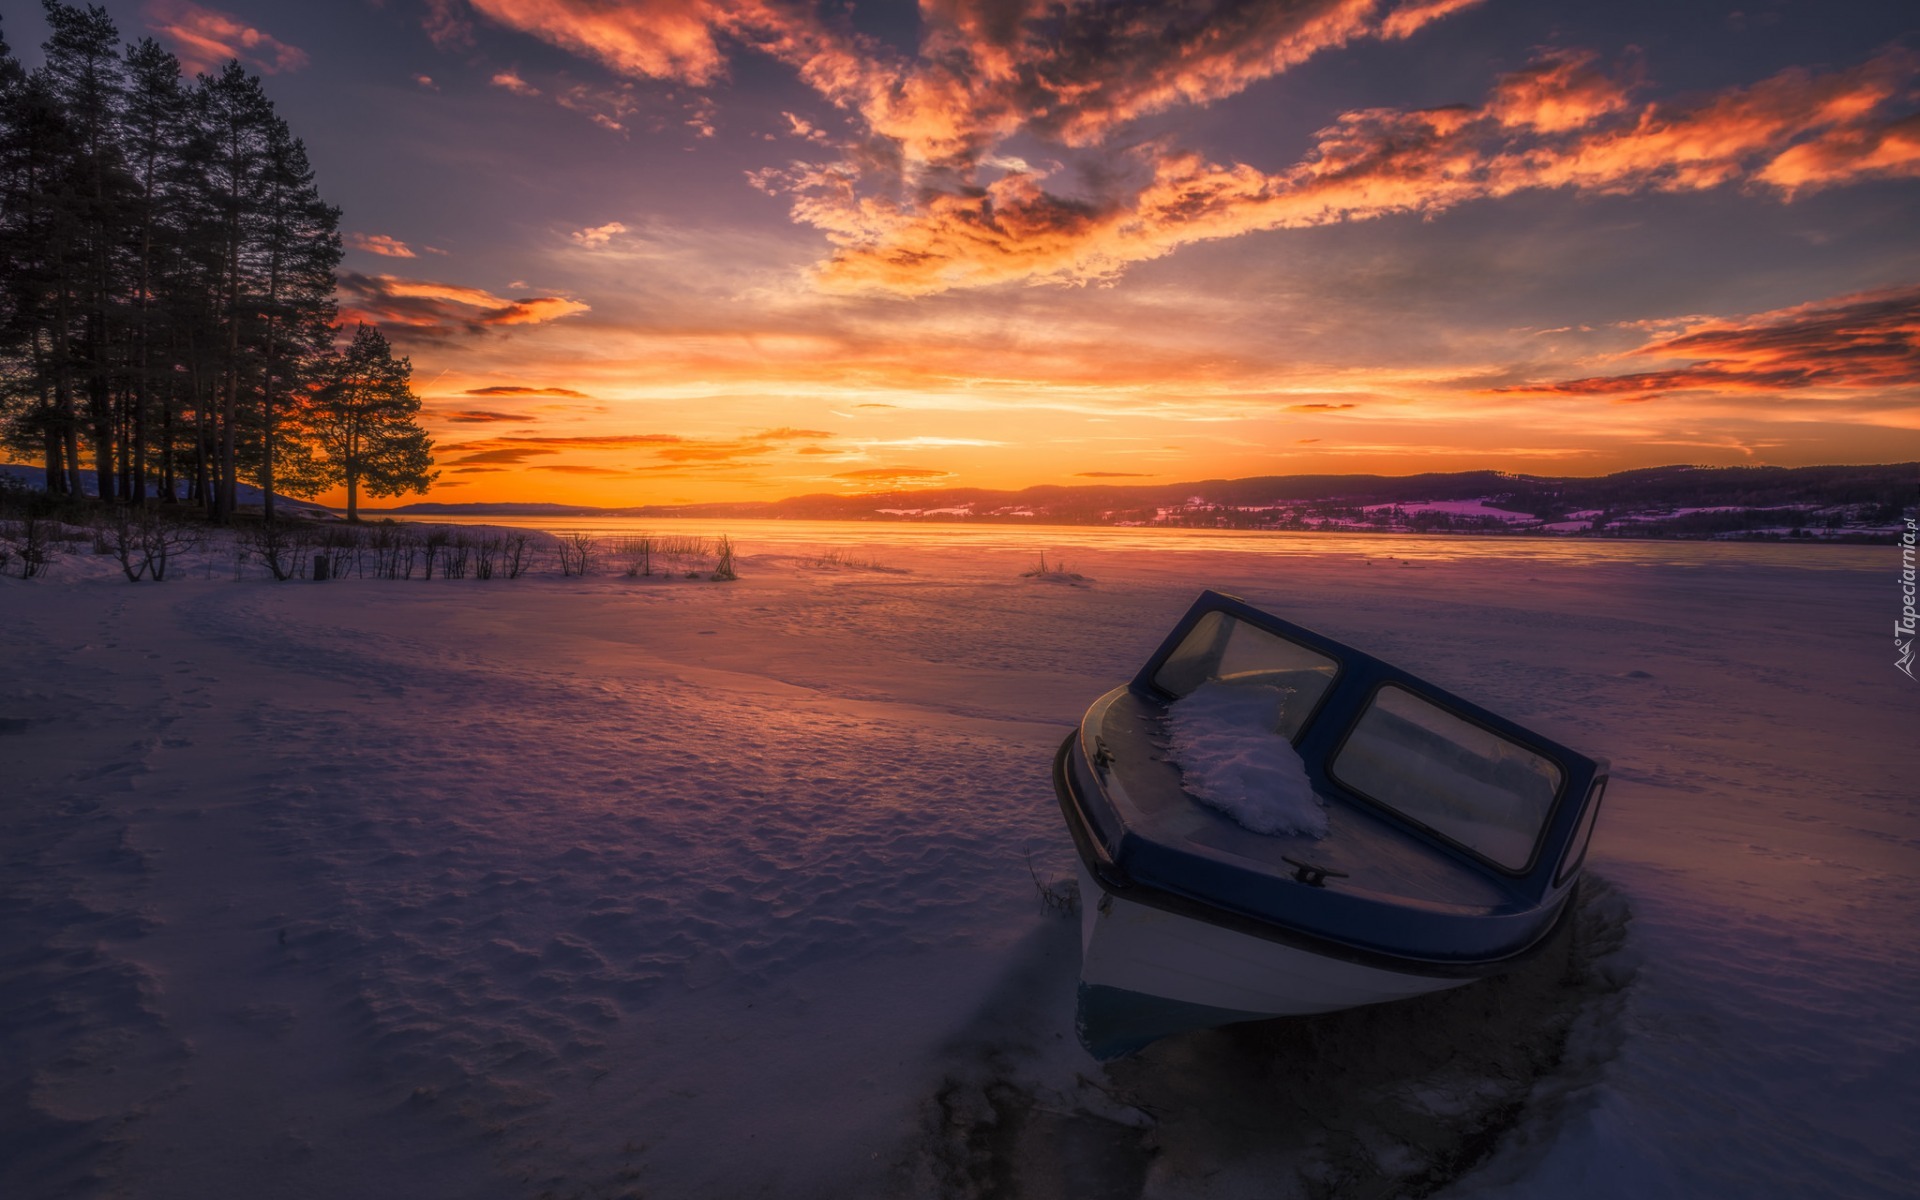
[913,874,1636,1200]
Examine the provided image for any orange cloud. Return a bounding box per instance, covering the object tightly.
[464,385,594,398]
[439,409,524,423]
[1759,112,1920,195]
[454,434,687,450]
[448,447,559,465]
[1500,285,1920,400]
[1485,48,1635,132]
[460,1,1483,168]
[144,0,307,76]
[555,80,644,133]
[443,431,828,468]
[349,233,417,259]
[773,48,1920,295]
[337,272,590,335]
[465,0,745,86]
[490,68,541,96]
[834,467,954,484]
[462,1,1913,297]
[571,221,630,247]
[422,0,475,50]
[1379,0,1484,40]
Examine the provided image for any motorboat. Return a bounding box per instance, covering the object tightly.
[1053,590,1608,1058]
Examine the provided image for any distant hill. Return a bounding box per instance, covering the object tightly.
[369,463,1917,542]
[377,501,606,516]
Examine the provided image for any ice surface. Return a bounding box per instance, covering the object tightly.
[1164,679,1327,836]
[2,524,1914,1199]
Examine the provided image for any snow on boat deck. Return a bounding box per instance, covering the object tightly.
[1,529,1913,1198]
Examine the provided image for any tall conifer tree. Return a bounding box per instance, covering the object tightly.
[289,324,435,521]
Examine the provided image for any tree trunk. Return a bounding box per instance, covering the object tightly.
[191,364,210,509]
[261,311,279,524]
[159,377,175,505]
[64,424,84,497]
[53,289,86,498]
[91,373,114,502]
[44,428,64,494]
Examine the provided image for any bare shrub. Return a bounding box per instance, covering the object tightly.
[243,520,308,582]
[2,503,56,579]
[503,533,534,579]
[472,535,501,580]
[109,508,150,581]
[711,535,737,581]
[654,534,710,569]
[421,530,449,580]
[316,527,358,581]
[1021,550,1087,583]
[442,535,472,580]
[387,526,420,580]
[143,517,200,582]
[557,531,598,577]
[108,507,201,582]
[617,534,654,578]
[1028,851,1079,916]
[806,547,890,571]
[359,524,388,577]
[358,523,419,580]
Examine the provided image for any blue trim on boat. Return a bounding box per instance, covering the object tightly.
[1054,734,1578,978]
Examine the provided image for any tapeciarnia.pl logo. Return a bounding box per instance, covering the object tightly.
[1899,514,1917,680]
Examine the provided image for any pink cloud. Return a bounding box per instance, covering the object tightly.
[1499,285,1920,400]
[349,233,417,259]
[336,272,590,336]
[144,0,308,76]
[768,48,1920,294]
[490,68,541,97]
[444,1,1917,296]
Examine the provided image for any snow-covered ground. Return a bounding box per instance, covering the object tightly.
[2,524,1913,1198]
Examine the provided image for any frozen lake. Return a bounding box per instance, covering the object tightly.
[396,510,1890,568]
[2,530,1914,1198]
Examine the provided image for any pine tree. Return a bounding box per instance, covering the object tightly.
[194,60,273,521]
[289,324,435,521]
[40,1,132,502]
[0,19,90,495]
[0,16,35,473]
[254,116,340,523]
[119,37,187,505]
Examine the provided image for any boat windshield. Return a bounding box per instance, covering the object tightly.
[1331,685,1563,870]
[1152,612,1338,741]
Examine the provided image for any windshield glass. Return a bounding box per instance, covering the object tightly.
[1331,685,1563,869]
[1152,611,1338,741]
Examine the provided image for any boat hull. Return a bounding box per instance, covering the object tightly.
[1075,861,1473,1059]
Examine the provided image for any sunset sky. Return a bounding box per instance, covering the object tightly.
[12,0,1919,505]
